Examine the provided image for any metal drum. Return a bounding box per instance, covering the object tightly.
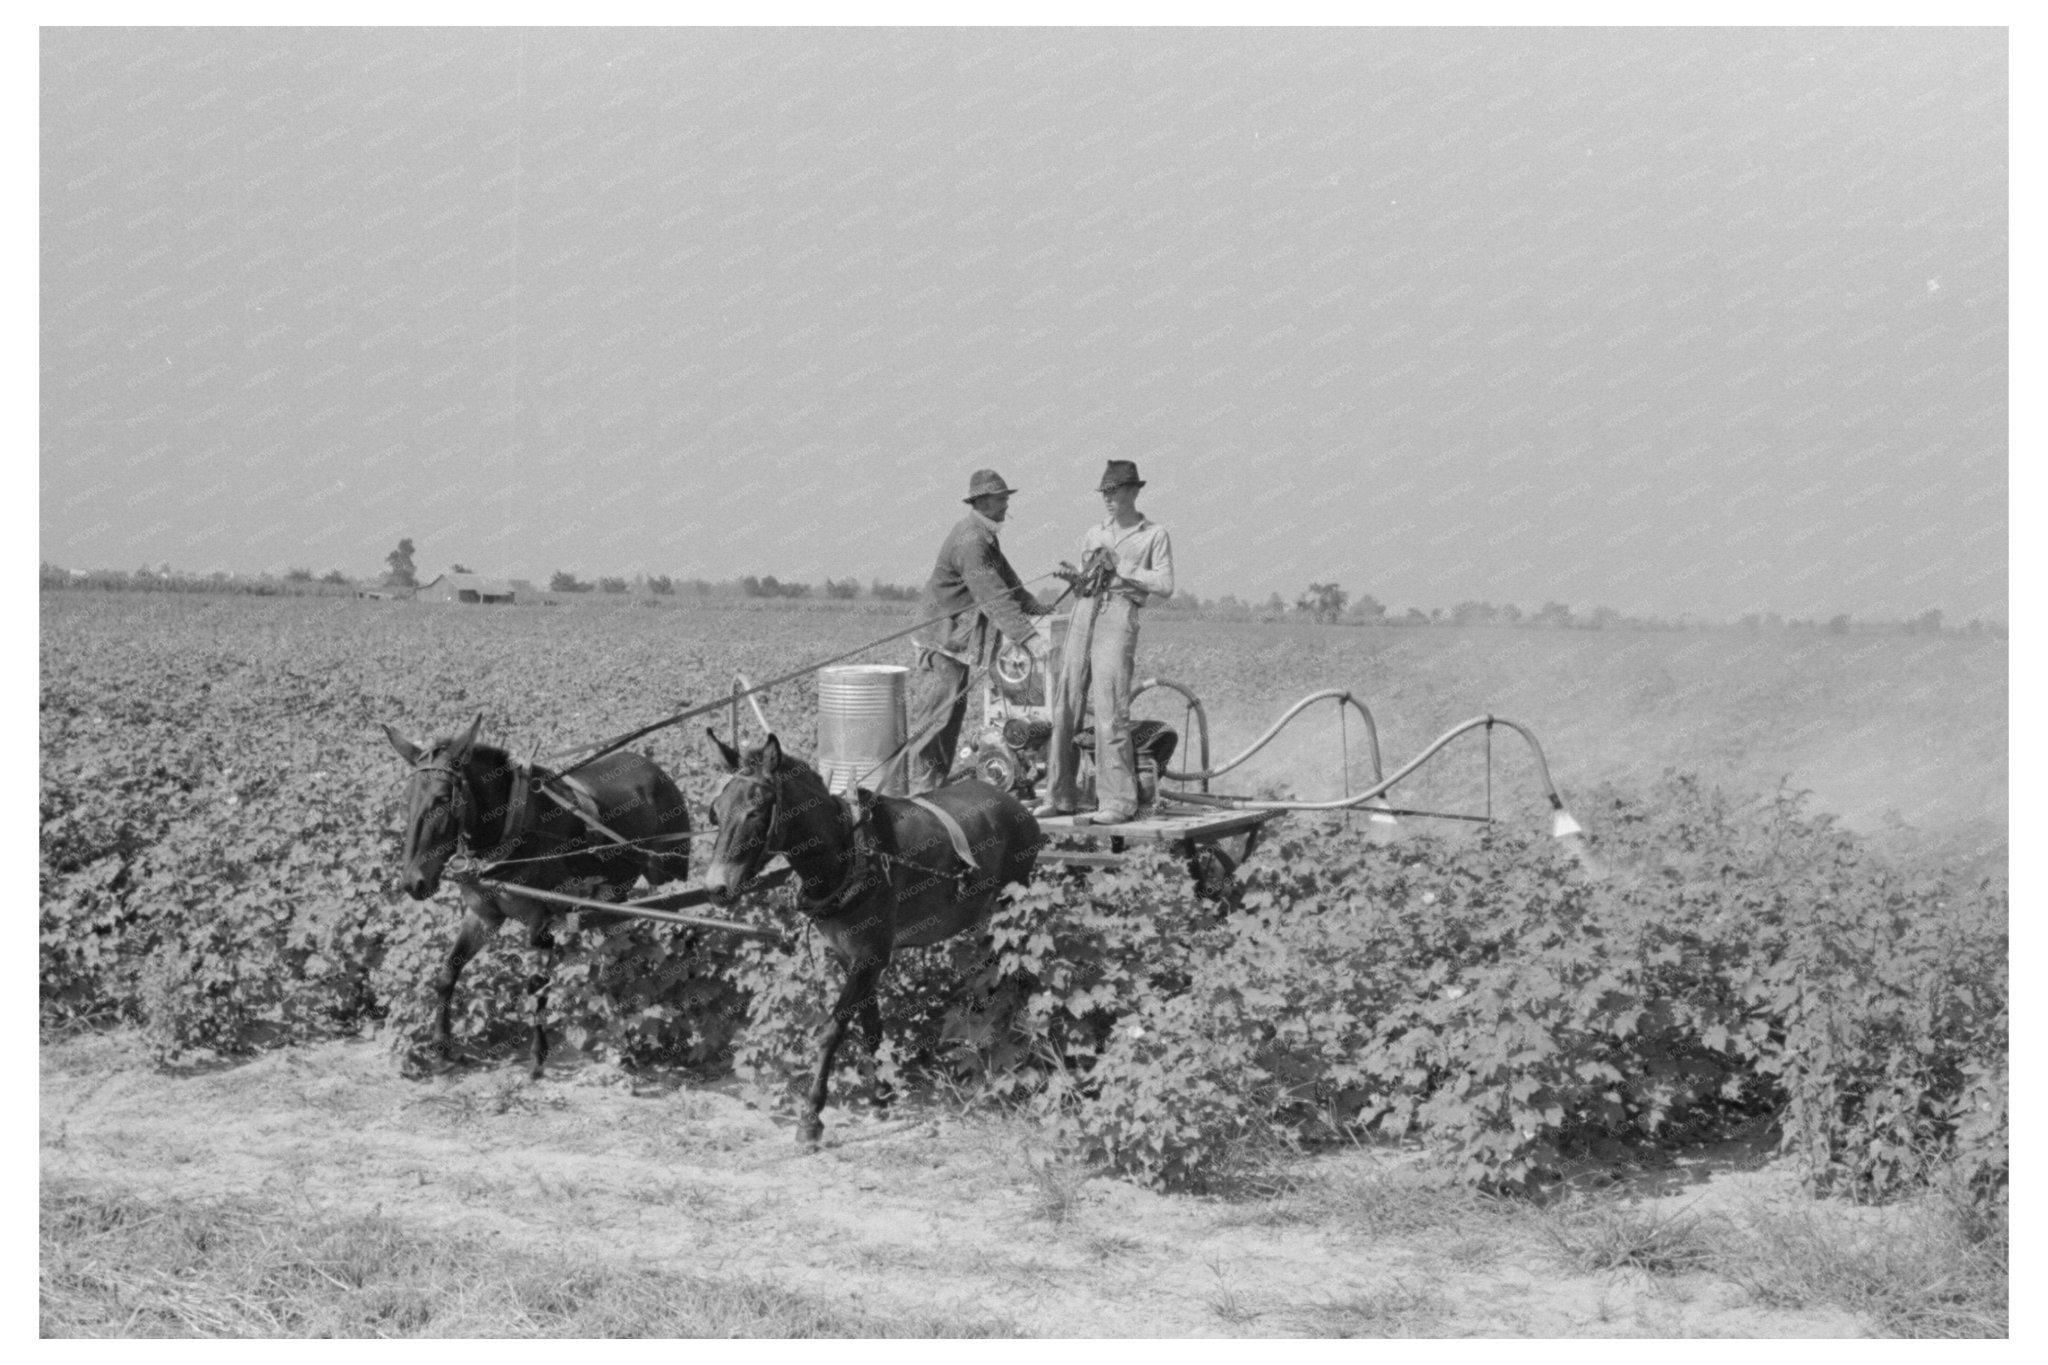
[816,664,909,796]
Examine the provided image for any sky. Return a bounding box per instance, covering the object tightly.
[39,26,2008,622]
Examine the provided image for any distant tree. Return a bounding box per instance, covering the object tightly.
[824,577,860,600]
[284,567,314,583]
[384,538,417,589]
[550,570,591,593]
[1907,608,1944,636]
[870,579,918,602]
[598,576,628,594]
[1825,613,1852,635]
[1499,603,1522,625]
[1296,582,1348,624]
[1451,600,1499,628]
[1400,607,1430,626]
[1209,594,1251,621]
[1588,606,1622,631]
[647,574,675,596]
[320,569,350,585]
[1534,601,1573,628]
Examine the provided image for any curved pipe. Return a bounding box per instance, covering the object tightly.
[1130,677,1212,792]
[1134,684,1384,788]
[1167,713,1577,833]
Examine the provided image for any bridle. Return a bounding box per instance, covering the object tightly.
[404,746,515,874]
[405,750,476,860]
[709,765,787,873]
[712,760,869,915]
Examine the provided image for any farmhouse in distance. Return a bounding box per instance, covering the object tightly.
[413,571,521,605]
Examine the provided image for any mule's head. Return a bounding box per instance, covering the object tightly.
[383,712,483,900]
[702,730,787,904]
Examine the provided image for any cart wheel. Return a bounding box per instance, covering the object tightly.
[1187,843,1241,908]
[993,641,1034,690]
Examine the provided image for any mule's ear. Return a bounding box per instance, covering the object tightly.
[451,711,484,762]
[706,727,741,772]
[762,733,783,768]
[382,723,423,765]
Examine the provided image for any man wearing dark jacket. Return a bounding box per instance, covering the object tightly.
[907,469,1053,794]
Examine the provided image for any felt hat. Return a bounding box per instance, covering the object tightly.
[963,469,1019,502]
[1097,459,1145,492]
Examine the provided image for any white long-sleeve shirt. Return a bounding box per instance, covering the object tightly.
[1081,515,1174,607]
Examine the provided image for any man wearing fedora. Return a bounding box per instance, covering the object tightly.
[907,469,1055,795]
[1039,460,1174,825]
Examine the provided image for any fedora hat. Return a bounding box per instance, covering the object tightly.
[1097,459,1145,492]
[963,469,1019,502]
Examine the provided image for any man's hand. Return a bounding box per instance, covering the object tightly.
[1026,621,1053,659]
[1080,547,1121,595]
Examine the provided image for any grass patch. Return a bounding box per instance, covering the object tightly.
[1025,1157,1086,1227]
[1540,1197,1720,1275]
[1715,1189,2008,1339]
[1203,1259,1263,1326]
[1531,1179,2007,1338]
[1222,1158,1522,1248]
[40,1179,1023,1338]
[1290,1279,1449,1337]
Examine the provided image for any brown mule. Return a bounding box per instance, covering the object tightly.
[702,732,1041,1145]
[384,713,692,1078]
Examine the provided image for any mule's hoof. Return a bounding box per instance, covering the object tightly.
[796,1118,825,1147]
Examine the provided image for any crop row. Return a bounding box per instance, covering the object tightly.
[40,594,2007,1200]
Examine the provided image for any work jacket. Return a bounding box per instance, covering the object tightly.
[1079,515,1174,608]
[913,512,1046,665]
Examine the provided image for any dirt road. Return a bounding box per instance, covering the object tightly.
[40,1031,1873,1337]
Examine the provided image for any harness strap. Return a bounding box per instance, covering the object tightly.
[800,800,876,920]
[537,773,637,850]
[908,796,980,872]
[501,760,533,850]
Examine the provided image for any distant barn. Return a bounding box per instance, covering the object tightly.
[415,572,517,605]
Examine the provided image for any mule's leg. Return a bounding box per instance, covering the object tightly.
[436,897,504,1059]
[525,920,558,1081]
[859,994,894,1113]
[801,954,887,1147]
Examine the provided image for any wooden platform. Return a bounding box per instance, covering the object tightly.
[1032,801,1276,846]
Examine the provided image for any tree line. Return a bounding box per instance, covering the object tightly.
[36,548,2003,638]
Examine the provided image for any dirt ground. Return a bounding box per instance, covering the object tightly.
[39,1030,1877,1338]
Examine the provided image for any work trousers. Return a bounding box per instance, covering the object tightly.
[1045,594,1141,819]
[906,649,972,796]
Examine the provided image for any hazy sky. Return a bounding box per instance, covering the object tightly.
[40,27,2007,621]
